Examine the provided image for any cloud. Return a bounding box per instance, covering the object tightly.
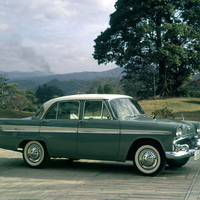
[0,24,9,32]
[0,0,117,74]
[0,41,52,73]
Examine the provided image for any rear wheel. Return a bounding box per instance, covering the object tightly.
[23,141,49,168]
[167,157,189,167]
[133,141,166,176]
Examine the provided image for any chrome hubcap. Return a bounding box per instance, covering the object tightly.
[138,149,158,170]
[27,144,43,163]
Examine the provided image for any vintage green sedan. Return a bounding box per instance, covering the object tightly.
[0,94,200,176]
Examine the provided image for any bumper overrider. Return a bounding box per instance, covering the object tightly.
[165,136,200,160]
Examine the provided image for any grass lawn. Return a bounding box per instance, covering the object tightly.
[139,97,200,121]
[0,109,34,118]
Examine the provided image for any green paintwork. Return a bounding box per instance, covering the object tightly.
[0,94,199,162]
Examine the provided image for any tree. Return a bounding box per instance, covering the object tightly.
[0,73,8,96]
[121,73,145,99]
[104,84,115,94]
[2,83,29,111]
[97,86,104,94]
[25,88,38,104]
[23,89,38,112]
[93,0,200,97]
[86,86,96,94]
[0,73,8,107]
[35,86,43,104]
[0,73,38,112]
[36,84,65,104]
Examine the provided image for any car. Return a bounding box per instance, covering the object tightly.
[0,94,200,176]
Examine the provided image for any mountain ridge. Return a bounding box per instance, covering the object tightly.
[4,67,123,81]
[5,68,124,93]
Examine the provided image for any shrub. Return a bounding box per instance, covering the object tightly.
[189,91,200,98]
[176,88,190,97]
[152,107,175,119]
[23,105,38,112]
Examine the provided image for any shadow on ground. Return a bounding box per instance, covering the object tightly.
[0,156,194,180]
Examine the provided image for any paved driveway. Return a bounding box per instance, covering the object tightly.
[0,148,200,200]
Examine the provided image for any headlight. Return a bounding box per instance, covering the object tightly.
[197,124,200,136]
[176,126,183,137]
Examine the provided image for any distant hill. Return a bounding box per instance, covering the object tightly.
[5,68,123,81]
[3,71,52,80]
[44,78,102,95]
[5,68,124,93]
[45,68,123,81]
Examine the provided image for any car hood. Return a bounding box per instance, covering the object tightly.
[119,114,196,135]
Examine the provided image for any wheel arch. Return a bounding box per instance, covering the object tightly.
[126,138,165,161]
[18,140,48,153]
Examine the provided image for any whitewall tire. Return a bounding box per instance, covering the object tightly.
[23,141,49,168]
[133,141,166,176]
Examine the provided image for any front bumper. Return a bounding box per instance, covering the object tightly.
[165,149,197,159]
[166,138,200,160]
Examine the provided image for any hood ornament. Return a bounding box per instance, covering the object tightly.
[153,115,157,123]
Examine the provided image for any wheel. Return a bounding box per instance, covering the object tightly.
[133,141,166,176]
[23,141,49,168]
[167,157,189,167]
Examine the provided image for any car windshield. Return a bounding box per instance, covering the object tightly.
[110,98,145,118]
[32,105,45,120]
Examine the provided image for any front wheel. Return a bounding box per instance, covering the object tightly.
[23,141,49,168]
[133,141,166,176]
[167,157,189,167]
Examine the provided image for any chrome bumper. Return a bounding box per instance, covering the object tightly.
[197,139,200,147]
[165,149,197,159]
[166,138,200,159]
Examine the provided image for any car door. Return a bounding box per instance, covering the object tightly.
[40,100,79,157]
[78,100,120,158]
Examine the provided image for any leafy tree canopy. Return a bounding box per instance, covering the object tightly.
[97,85,104,94]
[93,0,200,97]
[87,86,96,94]
[0,73,8,97]
[36,84,65,104]
[103,84,115,94]
[87,84,115,94]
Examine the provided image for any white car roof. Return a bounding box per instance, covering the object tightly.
[44,94,131,107]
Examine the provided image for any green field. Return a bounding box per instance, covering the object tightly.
[0,97,200,122]
[139,97,200,121]
[0,109,34,119]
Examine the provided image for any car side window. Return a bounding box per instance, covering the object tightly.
[45,101,79,119]
[102,104,111,119]
[84,101,111,120]
[45,103,58,119]
[57,101,79,119]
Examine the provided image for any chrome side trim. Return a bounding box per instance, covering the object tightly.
[78,128,119,134]
[40,127,77,133]
[121,130,171,135]
[0,125,39,132]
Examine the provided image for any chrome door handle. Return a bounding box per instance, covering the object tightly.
[42,120,50,123]
[79,120,88,123]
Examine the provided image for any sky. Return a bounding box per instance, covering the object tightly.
[0,0,117,74]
